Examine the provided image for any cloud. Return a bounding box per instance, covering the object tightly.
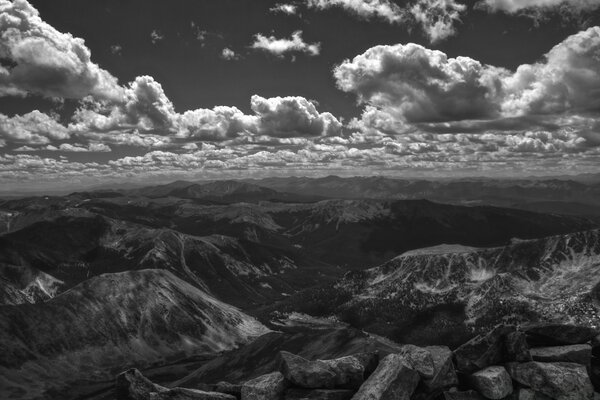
[334,27,600,129]
[251,30,320,57]
[270,3,299,15]
[477,0,600,14]
[334,42,507,124]
[221,47,240,60]
[250,95,343,137]
[0,111,70,145]
[306,0,405,24]
[409,0,467,43]
[110,44,122,55]
[0,0,123,100]
[150,29,164,44]
[306,0,468,43]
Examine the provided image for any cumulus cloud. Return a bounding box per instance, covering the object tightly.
[409,0,467,43]
[0,0,123,100]
[0,111,70,145]
[251,30,320,57]
[250,95,343,137]
[334,27,600,130]
[334,43,507,124]
[270,3,299,15]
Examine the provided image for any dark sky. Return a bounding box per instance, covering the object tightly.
[1,0,599,190]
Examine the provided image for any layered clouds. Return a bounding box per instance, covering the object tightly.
[1,0,600,187]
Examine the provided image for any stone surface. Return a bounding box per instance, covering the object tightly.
[453,326,514,373]
[423,346,458,392]
[517,389,553,400]
[213,382,242,398]
[523,324,598,346]
[469,366,513,400]
[592,335,600,358]
[351,352,379,378]
[241,372,287,400]
[507,361,594,400]
[351,354,420,400]
[285,388,354,400]
[504,331,532,362]
[116,369,236,400]
[278,351,336,389]
[590,363,600,392]
[443,389,486,400]
[398,344,435,378]
[530,344,592,366]
[321,355,365,389]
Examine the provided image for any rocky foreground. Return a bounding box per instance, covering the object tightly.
[116,323,600,400]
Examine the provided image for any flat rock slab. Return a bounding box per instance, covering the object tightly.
[241,372,287,400]
[470,366,513,400]
[285,389,354,400]
[530,344,591,365]
[351,354,419,400]
[278,351,336,389]
[523,324,598,346]
[507,361,594,400]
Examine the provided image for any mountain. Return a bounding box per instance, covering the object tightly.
[125,180,323,204]
[260,228,600,348]
[0,269,269,400]
[0,214,334,308]
[248,176,600,214]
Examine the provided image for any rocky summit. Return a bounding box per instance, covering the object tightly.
[114,322,600,400]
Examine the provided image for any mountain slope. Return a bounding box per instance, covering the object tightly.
[261,228,600,347]
[0,269,269,400]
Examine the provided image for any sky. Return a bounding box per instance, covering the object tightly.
[1,0,600,190]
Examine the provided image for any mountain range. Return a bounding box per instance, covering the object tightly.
[1,177,600,399]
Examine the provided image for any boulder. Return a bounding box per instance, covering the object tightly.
[169,388,239,400]
[530,344,591,366]
[517,389,553,400]
[504,331,532,362]
[398,344,435,379]
[351,354,420,400]
[590,363,600,392]
[213,382,242,398]
[285,388,354,400]
[321,355,365,389]
[507,361,594,400]
[592,335,600,358]
[453,326,514,373]
[278,351,336,389]
[241,372,287,400]
[443,389,486,399]
[523,324,598,346]
[115,369,236,400]
[116,369,168,400]
[469,366,513,400]
[422,346,458,392]
[351,352,380,378]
